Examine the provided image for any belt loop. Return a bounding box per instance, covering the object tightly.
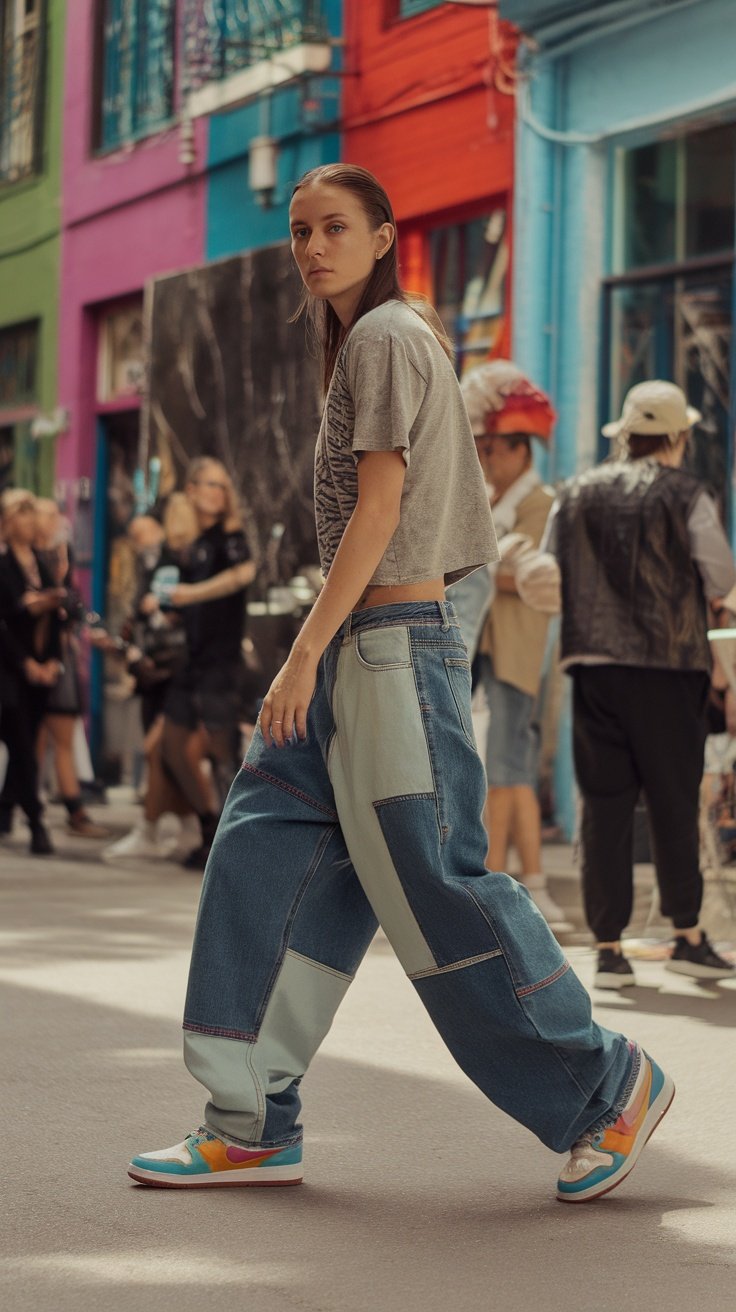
[345,611,353,641]
[438,600,450,631]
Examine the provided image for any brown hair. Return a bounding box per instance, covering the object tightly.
[184,458,243,534]
[290,164,453,390]
[627,432,671,459]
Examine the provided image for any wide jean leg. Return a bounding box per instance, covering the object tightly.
[183,603,634,1156]
[329,605,632,1153]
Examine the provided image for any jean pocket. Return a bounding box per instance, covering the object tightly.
[444,657,475,747]
[355,626,413,671]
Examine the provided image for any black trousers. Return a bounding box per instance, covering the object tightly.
[572,665,709,942]
[0,682,47,827]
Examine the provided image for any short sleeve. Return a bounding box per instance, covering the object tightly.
[346,331,428,466]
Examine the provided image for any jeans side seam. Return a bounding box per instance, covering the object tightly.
[286,947,353,983]
[408,949,504,980]
[253,824,338,1036]
[464,886,593,1100]
[241,763,338,820]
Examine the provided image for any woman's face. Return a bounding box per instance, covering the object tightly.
[289,182,393,317]
[5,503,37,546]
[187,464,229,522]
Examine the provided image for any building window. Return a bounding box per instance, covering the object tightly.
[0,0,45,184]
[96,0,176,152]
[398,0,443,17]
[430,209,509,375]
[605,122,736,504]
[0,319,39,491]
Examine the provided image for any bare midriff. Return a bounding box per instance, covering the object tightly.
[353,577,446,611]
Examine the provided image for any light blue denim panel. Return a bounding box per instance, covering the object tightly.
[329,626,438,977]
[186,949,353,1147]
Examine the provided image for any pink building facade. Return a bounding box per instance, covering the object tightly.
[57,2,207,600]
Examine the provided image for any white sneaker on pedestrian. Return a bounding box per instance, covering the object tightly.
[166,814,201,861]
[103,820,170,862]
[523,874,574,931]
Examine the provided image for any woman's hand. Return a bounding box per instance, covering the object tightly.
[260,648,318,748]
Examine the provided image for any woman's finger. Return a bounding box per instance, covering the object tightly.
[269,703,288,748]
[295,704,308,742]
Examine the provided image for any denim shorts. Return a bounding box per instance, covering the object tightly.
[480,656,539,787]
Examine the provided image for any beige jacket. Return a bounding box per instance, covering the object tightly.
[480,483,555,697]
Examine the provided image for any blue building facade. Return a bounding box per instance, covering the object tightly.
[500,0,736,834]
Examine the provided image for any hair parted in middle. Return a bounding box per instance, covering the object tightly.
[290,163,453,390]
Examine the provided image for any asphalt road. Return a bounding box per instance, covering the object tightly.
[1,806,735,1312]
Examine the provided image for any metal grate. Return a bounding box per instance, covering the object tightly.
[0,2,46,185]
[182,0,328,93]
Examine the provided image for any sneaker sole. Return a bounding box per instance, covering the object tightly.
[665,960,735,980]
[556,1069,675,1204]
[128,1163,303,1188]
[594,972,636,989]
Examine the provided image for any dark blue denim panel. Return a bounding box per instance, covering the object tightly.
[288,824,378,975]
[414,961,630,1153]
[407,633,485,845]
[184,765,340,1038]
[374,794,502,967]
[260,1079,303,1147]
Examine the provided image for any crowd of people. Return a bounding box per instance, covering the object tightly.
[0,457,254,869]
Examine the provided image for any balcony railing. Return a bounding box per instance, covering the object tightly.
[0,16,45,185]
[182,0,328,94]
[98,0,176,152]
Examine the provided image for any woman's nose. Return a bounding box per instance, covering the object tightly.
[306,233,324,258]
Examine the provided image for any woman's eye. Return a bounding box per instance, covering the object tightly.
[293,228,308,240]
[329,224,345,234]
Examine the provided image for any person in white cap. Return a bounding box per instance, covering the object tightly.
[543,379,736,986]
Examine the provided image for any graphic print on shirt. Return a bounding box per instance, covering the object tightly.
[314,351,360,578]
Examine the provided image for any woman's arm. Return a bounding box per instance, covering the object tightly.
[261,449,406,748]
[170,559,256,605]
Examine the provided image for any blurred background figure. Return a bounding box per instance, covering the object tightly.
[102,506,199,865]
[454,361,569,930]
[157,459,255,869]
[34,497,110,840]
[0,490,64,854]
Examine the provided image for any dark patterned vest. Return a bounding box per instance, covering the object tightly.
[555,460,710,672]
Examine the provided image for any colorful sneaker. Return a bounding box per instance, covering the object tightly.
[556,1047,674,1203]
[128,1128,303,1188]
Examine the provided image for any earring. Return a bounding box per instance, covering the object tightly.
[376,252,381,260]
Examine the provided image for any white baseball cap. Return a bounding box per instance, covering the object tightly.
[602,380,701,442]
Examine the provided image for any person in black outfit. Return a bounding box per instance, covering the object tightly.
[155,459,255,869]
[545,381,736,987]
[0,490,64,854]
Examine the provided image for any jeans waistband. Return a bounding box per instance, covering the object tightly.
[338,600,459,641]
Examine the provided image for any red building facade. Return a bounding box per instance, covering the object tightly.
[343,1,518,371]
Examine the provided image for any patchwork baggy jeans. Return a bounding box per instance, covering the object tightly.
[183,602,633,1154]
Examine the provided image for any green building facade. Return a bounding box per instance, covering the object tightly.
[0,0,65,495]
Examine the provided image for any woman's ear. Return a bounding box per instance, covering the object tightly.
[375,222,395,260]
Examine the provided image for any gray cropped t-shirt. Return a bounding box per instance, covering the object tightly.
[314,300,498,586]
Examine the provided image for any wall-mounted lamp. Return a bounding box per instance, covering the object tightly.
[249,135,278,208]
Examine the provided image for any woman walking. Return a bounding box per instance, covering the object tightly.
[129,166,674,1204]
